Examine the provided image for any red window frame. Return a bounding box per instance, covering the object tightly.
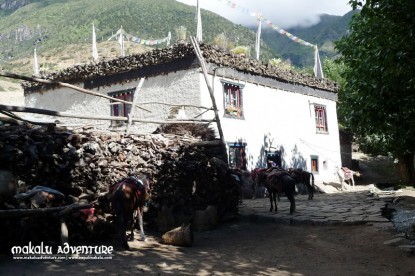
[223,82,243,118]
[314,105,328,133]
[109,89,134,127]
[311,155,319,173]
[228,143,247,170]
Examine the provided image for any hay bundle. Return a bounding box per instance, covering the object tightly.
[161,223,193,247]
[154,123,216,141]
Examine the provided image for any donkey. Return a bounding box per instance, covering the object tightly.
[252,168,296,214]
[265,170,296,214]
[107,175,151,250]
[251,167,281,199]
[289,168,315,200]
[335,166,360,191]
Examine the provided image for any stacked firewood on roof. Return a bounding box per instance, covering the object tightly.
[23,43,338,94]
[0,121,240,248]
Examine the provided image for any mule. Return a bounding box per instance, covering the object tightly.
[289,168,315,200]
[335,166,360,191]
[107,175,151,250]
[251,168,266,199]
[229,168,244,204]
[251,167,280,199]
[252,168,296,214]
[265,171,296,214]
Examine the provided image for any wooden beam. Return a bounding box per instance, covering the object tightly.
[136,101,213,110]
[0,110,54,126]
[190,37,225,146]
[191,140,224,147]
[126,78,145,134]
[0,204,91,218]
[0,105,215,124]
[0,72,151,112]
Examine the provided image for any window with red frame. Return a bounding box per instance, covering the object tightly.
[223,82,244,118]
[314,105,328,133]
[109,89,134,127]
[311,155,319,173]
[228,142,247,170]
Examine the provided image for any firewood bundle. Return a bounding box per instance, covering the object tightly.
[0,122,239,245]
[23,43,338,94]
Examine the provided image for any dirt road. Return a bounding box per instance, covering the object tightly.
[0,216,414,275]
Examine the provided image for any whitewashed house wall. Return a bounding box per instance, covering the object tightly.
[25,69,202,134]
[23,45,341,184]
[199,68,341,184]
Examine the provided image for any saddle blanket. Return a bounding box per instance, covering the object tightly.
[341,167,353,179]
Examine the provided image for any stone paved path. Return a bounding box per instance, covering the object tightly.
[238,191,391,227]
[238,189,415,251]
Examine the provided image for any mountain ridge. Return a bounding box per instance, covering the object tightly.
[0,0,355,75]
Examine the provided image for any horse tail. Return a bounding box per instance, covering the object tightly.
[310,172,315,190]
[251,169,257,181]
[287,176,297,195]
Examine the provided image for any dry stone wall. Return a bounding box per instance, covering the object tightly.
[0,122,240,245]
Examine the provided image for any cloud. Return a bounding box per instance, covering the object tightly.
[175,0,351,28]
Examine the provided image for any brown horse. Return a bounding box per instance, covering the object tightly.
[252,168,296,214]
[251,167,281,199]
[251,168,267,199]
[289,168,315,200]
[108,175,150,250]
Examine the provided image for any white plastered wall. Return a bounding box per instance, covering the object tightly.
[25,69,201,133]
[24,67,341,183]
[199,73,342,184]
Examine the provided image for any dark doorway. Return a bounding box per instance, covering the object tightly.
[266,150,281,168]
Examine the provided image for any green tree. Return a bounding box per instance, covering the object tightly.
[335,0,415,185]
[322,58,348,128]
[323,58,345,87]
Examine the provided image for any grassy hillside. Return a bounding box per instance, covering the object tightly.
[0,0,277,76]
[262,10,358,68]
[0,0,356,75]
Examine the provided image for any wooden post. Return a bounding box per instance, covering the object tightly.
[126,78,145,134]
[190,37,226,146]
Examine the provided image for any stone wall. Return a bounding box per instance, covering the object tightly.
[0,122,239,245]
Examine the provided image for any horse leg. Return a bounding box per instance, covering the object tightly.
[268,190,274,212]
[285,191,296,214]
[129,210,136,241]
[252,183,257,199]
[273,192,278,212]
[118,213,130,250]
[310,173,315,199]
[340,178,346,191]
[137,207,146,241]
[113,199,130,250]
[306,181,313,200]
[350,176,355,190]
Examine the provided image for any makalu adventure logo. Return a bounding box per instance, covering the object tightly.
[11,242,113,260]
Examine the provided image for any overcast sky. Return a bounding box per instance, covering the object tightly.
[175,0,352,28]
